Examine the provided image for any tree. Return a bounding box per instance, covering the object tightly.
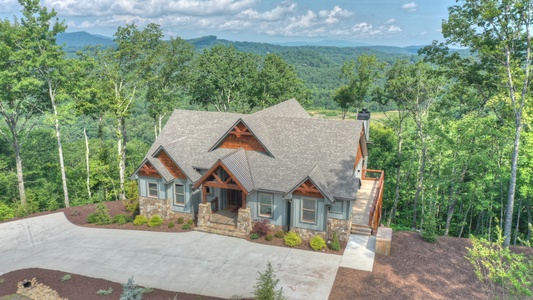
[254,262,286,300]
[87,23,163,200]
[333,55,383,119]
[423,0,533,246]
[251,53,310,110]
[0,0,53,207]
[146,37,194,137]
[190,45,259,112]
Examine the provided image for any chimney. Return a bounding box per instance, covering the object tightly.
[357,109,370,141]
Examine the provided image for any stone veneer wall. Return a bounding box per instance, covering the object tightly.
[197,203,212,227]
[327,218,351,242]
[291,227,326,241]
[139,197,192,220]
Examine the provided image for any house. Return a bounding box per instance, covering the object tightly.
[131,99,384,242]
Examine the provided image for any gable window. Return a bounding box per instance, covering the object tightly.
[330,201,343,214]
[148,182,158,198]
[258,192,273,217]
[174,184,185,206]
[301,198,317,223]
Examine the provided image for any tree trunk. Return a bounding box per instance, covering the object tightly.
[387,118,404,226]
[50,88,69,208]
[445,162,458,236]
[504,121,522,246]
[84,126,91,199]
[513,197,522,245]
[13,139,27,207]
[412,142,427,230]
[117,116,127,200]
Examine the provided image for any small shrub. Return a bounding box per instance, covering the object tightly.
[142,287,153,294]
[310,235,326,251]
[133,215,148,226]
[187,219,193,225]
[168,222,174,229]
[147,215,163,227]
[123,198,139,214]
[422,208,438,243]
[329,232,341,251]
[113,214,128,225]
[250,233,260,240]
[60,274,72,282]
[120,276,143,300]
[87,213,98,224]
[274,230,285,238]
[254,262,286,300]
[93,202,112,225]
[182,224,190,230]
[177,217,184,224]
[284,232,302,247]
[253,219,270,236]
[265,235,273,241]
[124,215,134,223]
[96,288,113,295]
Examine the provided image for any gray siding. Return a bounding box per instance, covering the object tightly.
[138,177,164,199]
[248,191,287,227]
[327,200,351,220]
[291,195,326,231]
[170,178,192,213]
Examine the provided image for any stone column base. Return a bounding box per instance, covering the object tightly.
[197,203,212,228]
[237,208,252,234]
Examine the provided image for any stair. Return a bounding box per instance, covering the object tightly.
[351,224,372,236]
[194,223,246,239]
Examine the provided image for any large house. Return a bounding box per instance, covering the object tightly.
[131,99,383,242]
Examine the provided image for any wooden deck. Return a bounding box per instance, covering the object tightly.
[352,179,379,227]
[210,206,239,225]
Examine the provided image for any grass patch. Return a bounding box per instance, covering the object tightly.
[61,274,72,282]
[96,288,113,295]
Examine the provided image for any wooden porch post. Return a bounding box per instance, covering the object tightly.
[242,191,246,209]
[202,185,207,204]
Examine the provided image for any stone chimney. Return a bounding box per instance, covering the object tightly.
[357,109,370,141]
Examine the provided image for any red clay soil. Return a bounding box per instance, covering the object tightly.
[0,268,223,300]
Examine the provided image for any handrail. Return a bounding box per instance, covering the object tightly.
[363,168,384,233]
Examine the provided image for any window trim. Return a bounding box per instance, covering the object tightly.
[330,201,343,214]
[258,192,273,218]
[147,181,159,198]
[301,197,317,224]
[174,183,185,206]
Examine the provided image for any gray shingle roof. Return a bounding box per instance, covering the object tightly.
[135,100,363,201]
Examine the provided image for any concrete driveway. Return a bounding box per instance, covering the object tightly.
[0,213,373,299]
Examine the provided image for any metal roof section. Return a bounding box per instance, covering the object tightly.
[220,148,254,193]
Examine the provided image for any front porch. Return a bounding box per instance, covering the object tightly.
[351,169,384,236]
[210,205,239,225]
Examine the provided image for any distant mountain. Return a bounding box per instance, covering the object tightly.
[274,40,372,48]
[57,31,115,48]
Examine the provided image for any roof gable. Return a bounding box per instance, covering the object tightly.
[136,160,162,179]
[209,119,274,157]
[153,146,187,179]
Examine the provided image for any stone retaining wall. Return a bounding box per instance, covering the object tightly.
[291,227,326,241]
[327,218,351,242]
[139,197,192,221]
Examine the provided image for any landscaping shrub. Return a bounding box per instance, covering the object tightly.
[187,219,193,225]
[253,219,269,236]
[284,232,302,247]
[147,215,163,227]
[265,235,273,241]
[422,210,438,243]
[177,217,184,224]
[113,214,128,225]
[123,198,139,214]
[254,262,286,300]
[120,276,143,300]
[329,232,341,251]
[310,235,326,251]
[96,288,113,295]
[274,230,285,239]
[92,202,112,225]
[250,233,260,240]
[133,215,148,226]
[181,224,190,230]
[87,213,97,224]
[0,202,15,221]
[61,274,72,282]
[168,222,174,229]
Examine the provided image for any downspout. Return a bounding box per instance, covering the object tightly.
[287,199,292,232]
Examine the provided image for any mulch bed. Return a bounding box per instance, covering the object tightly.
[245,234,345,255]
[0,268,223,300]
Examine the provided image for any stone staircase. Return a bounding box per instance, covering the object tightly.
[351,224,372,236]
[194,222,246,239]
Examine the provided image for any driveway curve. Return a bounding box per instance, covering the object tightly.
[0,213,345,299]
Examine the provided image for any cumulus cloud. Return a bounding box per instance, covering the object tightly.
[352,19,402,36]
[402,2,417,12]
[318,5,354,24]
[239,2,296,21]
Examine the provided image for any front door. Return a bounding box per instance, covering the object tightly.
[230,190,243,207]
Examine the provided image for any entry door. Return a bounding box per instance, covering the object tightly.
[231,190,243,206]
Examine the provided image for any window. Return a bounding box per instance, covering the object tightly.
[147,182,158,198]
[174,184,185,205]
[301,198,316,223]
[258,192,273,217]
[330,201,343,214]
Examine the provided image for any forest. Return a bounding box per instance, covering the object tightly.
[0,0,531,248]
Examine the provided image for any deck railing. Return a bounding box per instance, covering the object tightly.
[362,168,385,234]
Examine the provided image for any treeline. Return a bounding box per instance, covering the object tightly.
[0,0,532,248]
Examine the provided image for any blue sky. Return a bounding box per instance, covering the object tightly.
[1,0,456,46]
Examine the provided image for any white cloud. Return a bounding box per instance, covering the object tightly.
[402,2,417,12]
[0,0,20,13]
[239,2,296,21]
[352,19,402,36]
[318,6,354,24]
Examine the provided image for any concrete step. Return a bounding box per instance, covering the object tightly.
[194,224,246,239]
[351,225,372,236]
